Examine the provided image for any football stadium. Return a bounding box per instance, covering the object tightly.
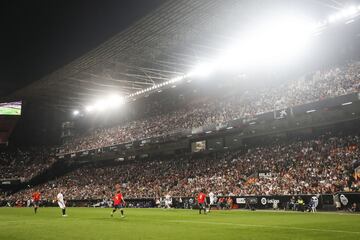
[1,1,360,239]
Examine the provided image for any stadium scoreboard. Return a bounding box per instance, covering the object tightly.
[0,101,22,116]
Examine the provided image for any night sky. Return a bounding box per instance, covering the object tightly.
[0,0,165,98]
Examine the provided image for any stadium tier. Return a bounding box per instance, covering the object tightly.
[0,147,55,181]
[58,62,360,154]
[2,131,360,203]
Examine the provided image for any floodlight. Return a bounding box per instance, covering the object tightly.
[172,75,184,82]
[108,94,118,101]
[73,110,79,116]
[118,10,356,101]
[188,63,214,78]
[107,94,124,108]
[217,15,316,69]
[94,100,108,111]
[251,16,315,64]
[85,105,94,112]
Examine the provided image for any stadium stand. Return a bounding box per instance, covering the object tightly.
[59,61,360,154]
[6,132,359,202]
[0,147,55,181]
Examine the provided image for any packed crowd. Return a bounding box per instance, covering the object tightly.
[0,147,55,181]
[60,61,360,154]
[10,133,360,201]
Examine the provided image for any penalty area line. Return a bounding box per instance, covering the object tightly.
[168,220,360,235]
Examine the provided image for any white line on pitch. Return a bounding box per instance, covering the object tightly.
[167,220,360,235]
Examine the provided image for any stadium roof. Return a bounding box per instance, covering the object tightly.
[3,0,345,111]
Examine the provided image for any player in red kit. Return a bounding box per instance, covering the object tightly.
[197,189,207,214]
[111,190,126,218]
[32,191,41,214]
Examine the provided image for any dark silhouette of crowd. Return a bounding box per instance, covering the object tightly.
[0,147,55,182]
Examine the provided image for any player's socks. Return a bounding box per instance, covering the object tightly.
[34,207,37,214]
[62,208,66,216]
[120,209,124,216]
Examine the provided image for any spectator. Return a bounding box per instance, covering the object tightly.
[8,134,359,201]
[59,61,360,154]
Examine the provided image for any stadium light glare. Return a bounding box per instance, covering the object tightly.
[73,110,79,116]
[85,105,94,112]
[106,94,124,108]
[172,75,185,82]
[328,6,359,23]
[94,100,108,111]
[123,74,187,99]
[120,10,358,102]
[216,15,316,69]
[188,63,214,78]
[251,16,315,63]
[342,6,358,18]
[328,14,338,23]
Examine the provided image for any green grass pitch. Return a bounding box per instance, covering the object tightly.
[0,208,359,240]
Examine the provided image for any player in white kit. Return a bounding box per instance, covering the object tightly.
[209,192,215,205]
[208,191,215,212]
[57,190,67,217]
[164,193,172,209]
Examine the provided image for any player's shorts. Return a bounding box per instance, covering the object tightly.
[33,200,40,207]
[113,203,124,209]
[198,203,205,209]
[58,201,66,209]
